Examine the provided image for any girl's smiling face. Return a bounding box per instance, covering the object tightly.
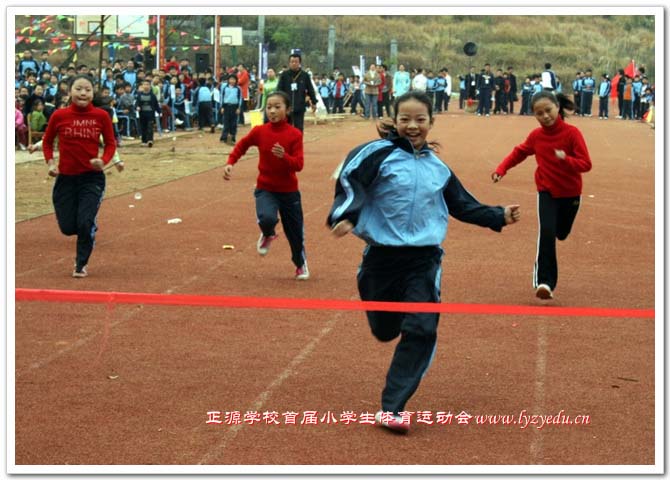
[394,98,433,150]
[533,97,559,127]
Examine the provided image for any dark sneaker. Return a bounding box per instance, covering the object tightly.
[147,140,153,148]
[375,411,410,434]
[257,233,278,256]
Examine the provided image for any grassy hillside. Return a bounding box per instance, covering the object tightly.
[262,15,656,83]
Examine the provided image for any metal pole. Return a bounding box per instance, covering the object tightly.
[214,15,220,78]
[154,15,159,71]
[327,24,335,73]
[390,39,398,75]
[156,16,161,69]
[98,15,105,78]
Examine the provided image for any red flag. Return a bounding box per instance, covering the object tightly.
[624,59,636,78]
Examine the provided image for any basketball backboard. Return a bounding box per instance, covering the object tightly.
[219,26,243,46]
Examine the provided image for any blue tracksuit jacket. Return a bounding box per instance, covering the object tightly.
[327,134,506,246]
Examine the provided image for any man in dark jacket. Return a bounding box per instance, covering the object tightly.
[277,53,318,132]
[465,66,478,100]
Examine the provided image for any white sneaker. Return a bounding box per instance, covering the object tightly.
[375,411,410,433]
[535,284,553,300]
[175,118,184,126]
[72,265,88,278]
[295,262,310,280]
[257,233,278,256]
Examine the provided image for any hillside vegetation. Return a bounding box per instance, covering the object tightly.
[238,15,656,83]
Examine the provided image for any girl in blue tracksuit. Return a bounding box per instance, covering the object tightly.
[327,91,520,433]
[598,73,612,119]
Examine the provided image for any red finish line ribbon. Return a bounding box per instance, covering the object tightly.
[14,288,654,319]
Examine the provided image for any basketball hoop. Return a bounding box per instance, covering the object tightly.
[221,36,232,46]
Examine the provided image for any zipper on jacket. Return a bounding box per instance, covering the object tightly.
[406,148,420,236]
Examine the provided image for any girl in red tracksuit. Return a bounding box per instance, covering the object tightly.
[42,74,117,278]
[223,91,309,280]
[492,91,592,300]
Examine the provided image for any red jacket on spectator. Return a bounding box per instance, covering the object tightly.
[163,60,180,73]
[237,68,250,100]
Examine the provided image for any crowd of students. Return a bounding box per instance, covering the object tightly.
[15,47,656,152]
[14,49,266,150]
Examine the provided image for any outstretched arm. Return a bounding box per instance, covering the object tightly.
[492,135,534,181]
[444,171,510,231]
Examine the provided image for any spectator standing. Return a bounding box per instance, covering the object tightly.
[276,53,318,132]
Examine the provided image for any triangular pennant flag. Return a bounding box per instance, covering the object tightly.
[29,36,37,42]
[193,46,200,50]
[182,46,188,51]
[76,41,82,48]
[21,26,30,33]
[193,35,200,40]
[16,36,24,43]
[180,31,187,36]
[90,41,98,46]
[624,59,636,78]
[141,39,149,48]
[149,40,156,47]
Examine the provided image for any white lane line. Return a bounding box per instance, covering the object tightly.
[197,306,351,465]
[529,319,547,463]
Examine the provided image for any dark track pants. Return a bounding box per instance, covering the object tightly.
[477,89,492,114]
[254,188,306,268]
[534,191,580,291]
[580,91,594,115]
[357,245,442,414]
[52,171,106,271]
[139,112,154,144]
[220,104,239,140]
[288,110,306,132]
